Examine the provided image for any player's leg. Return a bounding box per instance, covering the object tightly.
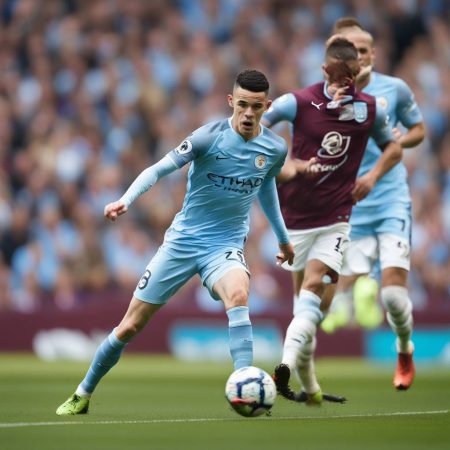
[56,241,197,415]
[322,235,381,332]
[272,229,313,399]
[212,268,252,369]
[321,273,356,333]
[56,298,162,415]
[379,233,415,390]
[278,223,350,403]
[201,247,252,370]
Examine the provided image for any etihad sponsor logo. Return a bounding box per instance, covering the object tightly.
[207,173,263,194]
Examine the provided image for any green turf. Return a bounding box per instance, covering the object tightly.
[0,354,449,450]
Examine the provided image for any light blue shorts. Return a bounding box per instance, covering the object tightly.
[133,239,250,304]
[350,203,412,242]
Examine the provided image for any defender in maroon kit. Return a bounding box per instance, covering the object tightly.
[262,37,403,403]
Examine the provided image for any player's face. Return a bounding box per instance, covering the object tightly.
[346,31,375,71]
[228,87,271,140]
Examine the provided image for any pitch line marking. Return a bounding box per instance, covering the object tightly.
[0,409,448,429]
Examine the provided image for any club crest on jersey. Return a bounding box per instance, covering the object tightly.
[318,131,351,159]
[377,97,388,110]
[254,154,267,169]
[339,104,354,121]
[175,139,192,155]
[353,102,368,123]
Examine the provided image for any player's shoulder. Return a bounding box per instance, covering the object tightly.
[293,82,324,100]
[356,89,376,105]
[190,118,230,148]
[195,118,230,137]
[372,71,411,92]
[261,125,287,149]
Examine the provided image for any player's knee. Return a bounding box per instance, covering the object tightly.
[302,276,325,297]
[227,286,249,308]
[116,319,144,341]
[381,286,411,316]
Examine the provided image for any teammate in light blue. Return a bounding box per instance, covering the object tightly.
[56,69,295,415]
[323,20,426,391]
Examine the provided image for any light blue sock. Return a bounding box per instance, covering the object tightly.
[78,329,127,395]
[227,306,253,370]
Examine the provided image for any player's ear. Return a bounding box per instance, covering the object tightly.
[227,94,234,108]
[266,99,272,110]
[321,63,329,80]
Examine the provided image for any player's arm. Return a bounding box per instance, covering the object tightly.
[104,155,179,221]
[262,94,307,184]
[104,136,200,222]
[276,157,318,183]
[393,79,426,148]
[257,176,294,266]
[351,109,403,203]
[393,122,426,148]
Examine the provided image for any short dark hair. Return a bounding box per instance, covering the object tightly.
[332,17,363,34]
[234,69,269,93]
[325,37,358,63]
[325,37,359,83]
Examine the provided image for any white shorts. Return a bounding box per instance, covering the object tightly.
[282,222,351,275]
[340,233,410,276]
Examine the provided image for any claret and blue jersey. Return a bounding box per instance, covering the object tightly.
[263,81,394,229]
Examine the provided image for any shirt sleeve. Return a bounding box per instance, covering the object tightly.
[120,155,179,207]
[266,143,288,178]
[262,93,298,126]
[257,176,290,244]
[370,105,395,149]
[120,124,218,206]
[395,78,423,128]
[167,124,214,167]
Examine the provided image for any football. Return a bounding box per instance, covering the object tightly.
[225,366,277,417]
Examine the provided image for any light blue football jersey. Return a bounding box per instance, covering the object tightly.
[350,72,423,226]
[164,118,288,246]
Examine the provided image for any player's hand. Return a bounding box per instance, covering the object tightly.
[330,84,351,102]
[392,127,404,143]
[351,173,376,203]
[294,157,318,176]
[104,200,128,222]
[276,242,295,266]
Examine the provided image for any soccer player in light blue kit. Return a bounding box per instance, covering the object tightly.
[56,69,295,415]
[323,20,426,391]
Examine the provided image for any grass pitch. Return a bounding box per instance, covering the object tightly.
[0,354,449,450]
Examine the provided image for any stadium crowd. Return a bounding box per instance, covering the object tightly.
[0,0,448,313]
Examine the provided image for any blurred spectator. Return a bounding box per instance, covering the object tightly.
[0,0,448,313]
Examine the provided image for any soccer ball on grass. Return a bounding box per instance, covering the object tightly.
[225,366,277,417]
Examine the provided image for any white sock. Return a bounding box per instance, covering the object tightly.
[381,285,414,354]
[75,385,92,398]
[282,289,323,370]
[296,336,320,394]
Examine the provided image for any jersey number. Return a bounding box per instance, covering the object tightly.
[138,270,151,289]
[334,237,343,255]
[225,250,247,266]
